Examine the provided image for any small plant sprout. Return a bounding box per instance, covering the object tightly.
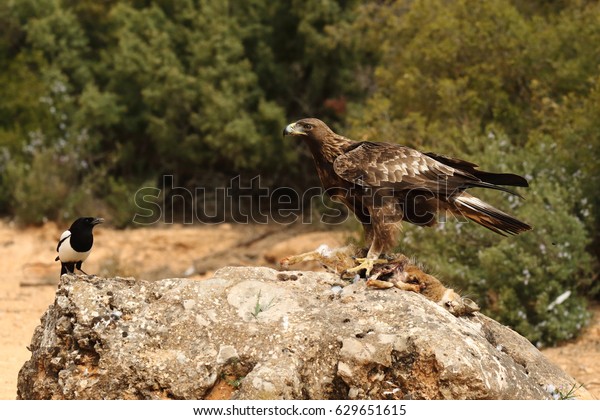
[250,290,275,319]
[545,383,583,400]
[557,383,583,400]
[226,376,244,388]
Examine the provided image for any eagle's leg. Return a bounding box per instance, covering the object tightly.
[346,203,401,276]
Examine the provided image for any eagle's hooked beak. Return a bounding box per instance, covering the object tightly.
[283,122,306,137]
[91,217,105,226]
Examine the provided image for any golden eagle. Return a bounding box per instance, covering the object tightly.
[283,118,531,274]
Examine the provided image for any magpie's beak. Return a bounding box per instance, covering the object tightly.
[92,217,105,226]
[283,122,306,137]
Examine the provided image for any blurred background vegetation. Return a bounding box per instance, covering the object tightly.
[0,0,598,346]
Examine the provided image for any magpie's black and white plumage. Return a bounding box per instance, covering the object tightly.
[55,217,104,276]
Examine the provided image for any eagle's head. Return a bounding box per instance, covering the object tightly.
[283,118,333,142]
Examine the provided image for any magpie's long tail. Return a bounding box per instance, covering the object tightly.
[453,193,532,236]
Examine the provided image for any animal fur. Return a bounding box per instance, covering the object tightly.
[280,245,479,316]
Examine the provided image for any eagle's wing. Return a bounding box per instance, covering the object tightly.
[422,152,479,172]
[424,152,529,187]
[333,142,478,193]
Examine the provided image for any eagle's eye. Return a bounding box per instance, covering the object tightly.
[304,123,313,130]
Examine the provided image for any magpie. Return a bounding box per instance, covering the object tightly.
[55,217,104,276]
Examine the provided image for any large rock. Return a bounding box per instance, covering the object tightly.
[17,267,591,400]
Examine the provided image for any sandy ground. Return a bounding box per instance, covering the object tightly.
[0,220,597,399]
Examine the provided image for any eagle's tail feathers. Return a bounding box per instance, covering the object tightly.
[454,194,532,236]
[467,181,525,199]
[425,152,529,187]
[472,170,529,188]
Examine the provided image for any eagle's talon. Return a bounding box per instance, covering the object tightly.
[345,257,388,277]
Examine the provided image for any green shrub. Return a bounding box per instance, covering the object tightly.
[5,149,75,224]
[343,0,597,346]
[392,132,593,347]
[102,176,155,229]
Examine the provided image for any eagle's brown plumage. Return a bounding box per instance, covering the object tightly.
[283,118,532,273]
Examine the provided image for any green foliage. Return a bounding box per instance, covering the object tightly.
[0,0,363,226]
[346,0,598,345]
[232,0,365,119]
[101,176,153,229]
[397,133,592,346]
[5,149,73,224]
[0,0,363,225]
